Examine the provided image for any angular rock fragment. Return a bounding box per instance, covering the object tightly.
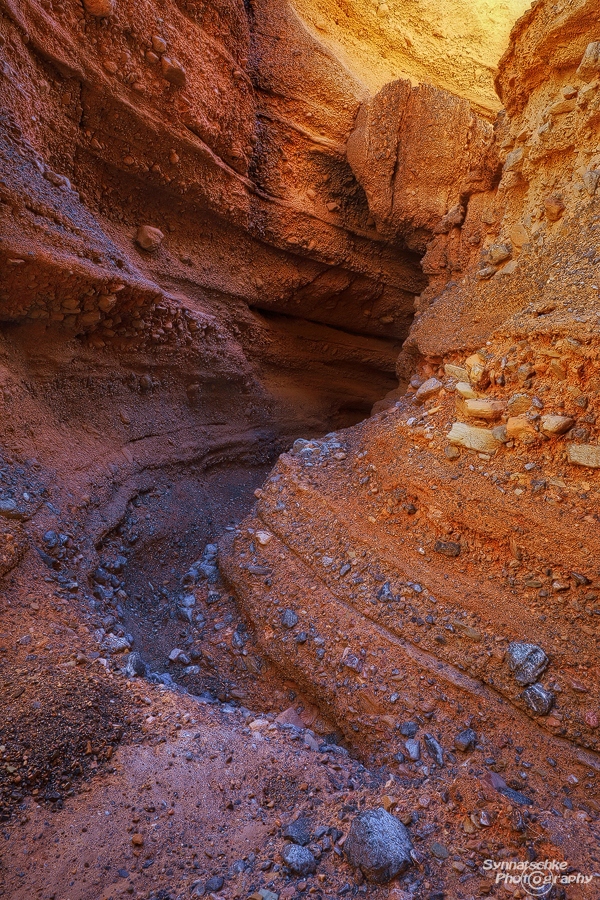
[103,633,131,653]
[506,416,537,442]
[488,243,512,265]
[404,739,420,761]
[124,651,147,678]
[0,499,19,518]
[344,808,413,883]
[152,35,168,54]
[281,843,317,875]
[507,393,531,415]
[135,225,164,252]
[283,816,311,846]
[491,424,509,443]
[499,786,533,806]
[583,169,600,195]
[544,196,565,222]
[547,98,577,116]
[400,722,418,738]
[577,41,600,80]
[434,540,460,558]
[567,444,600,468]
[541,415,574,435]
[507,642,549,686]
[415,377,442,403]
[161,57,187,87]
[444,364,469,382]
[522,683,554,716]
[453,622,482,640]
[430,841,449,860]
[178,592,196,623]
[423,733,444,766]
[342,649,363,673]
[454,728,476,752]
[503,147,523,172]
[281,608,298,628]
[456,382,476,399]
[83,0,115,15]
[447,422,500,453]
[463,399,505,420]
[377,581,395,601]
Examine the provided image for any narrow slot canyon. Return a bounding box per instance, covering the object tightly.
[2,1,600,899]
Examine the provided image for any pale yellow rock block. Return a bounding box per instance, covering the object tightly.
[447,422,500,452]
[568,444,600,468]
[463,399,505,420]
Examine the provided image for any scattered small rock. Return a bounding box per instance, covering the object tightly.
[135,225,164,252]
[283,816,311,846]
[124,651,147,678]
[152,35,168,54]
[507,642,549,685]
[430,841,449,860]
[567,444,600,468]
[522,683,554,716]
[447,422,499,453]
[83,0,115,15]
[400,722,418,738]
[415,378,443,404]
[433,540,460,558]
[444,364,469,382]
[404,739,420,761]
[280,843,317,875]
[454,728,476,752]
[0,499,19,518]
[541,415,574,436]
[161,56,187,87]
[281,609,298,628]
[423,733,444,766]
[544,196,565,222]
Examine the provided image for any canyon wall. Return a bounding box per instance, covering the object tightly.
[3,1,600,894]
[0,0,514,826]
[221,0,600,872]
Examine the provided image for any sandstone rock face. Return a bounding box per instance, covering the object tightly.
[0,0,433,431]
[221,319,600,762]
[347,79,498,251]
[220,2,600,782]
[398,0,600,371]
[294,0,530,115]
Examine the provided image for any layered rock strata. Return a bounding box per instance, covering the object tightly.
[222,0,600,793]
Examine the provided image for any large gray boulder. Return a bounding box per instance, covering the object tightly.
[345,807,413,883]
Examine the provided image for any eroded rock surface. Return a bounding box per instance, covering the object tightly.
[221,5,600,883]
[2,0,600,898]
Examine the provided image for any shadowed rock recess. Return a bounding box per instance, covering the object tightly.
[2,1,600,899]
